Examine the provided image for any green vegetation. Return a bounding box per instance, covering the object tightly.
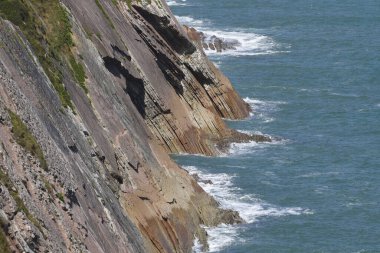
[69,55,88,94]
[0,167,43,234]
[8,110,48,171]
[0,0,29,27]
[56,192,65,203]
[0,0,76,111]
[96,32,103,41]
[125,0,132,8]
[94,0,115,29]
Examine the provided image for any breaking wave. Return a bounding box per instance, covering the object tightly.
[167,0,187,6]
[185,166,313,252]
[174,14,289,56]
[229,130,287,156]
[244,97,287,123]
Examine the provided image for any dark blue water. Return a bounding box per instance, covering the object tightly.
[169,0,380,252]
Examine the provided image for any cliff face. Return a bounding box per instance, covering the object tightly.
[0,0,249,252]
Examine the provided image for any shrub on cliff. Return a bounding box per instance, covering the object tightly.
[8,110,48,171]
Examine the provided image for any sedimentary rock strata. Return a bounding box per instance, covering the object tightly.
[0,0,261,252]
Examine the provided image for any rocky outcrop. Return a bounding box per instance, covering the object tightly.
[0,0,259,252]
[184,25,241,53]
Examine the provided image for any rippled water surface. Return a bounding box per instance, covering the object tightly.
[169,0,380,252]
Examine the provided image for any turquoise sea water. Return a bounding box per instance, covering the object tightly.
[169,0,380,252]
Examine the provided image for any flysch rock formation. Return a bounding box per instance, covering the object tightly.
[0,0,265,252]
[183,25,241,53]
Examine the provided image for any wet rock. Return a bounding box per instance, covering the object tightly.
[192,174,213,184]
[217,209,245,224]
[216,130,273,153]
[183,25,241,53]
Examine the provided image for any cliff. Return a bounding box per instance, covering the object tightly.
[0,0,252,252]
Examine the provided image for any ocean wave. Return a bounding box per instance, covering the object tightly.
[167,0,187,6]
[174,14,289,56]
[227,130,287,155]
[244,97,287,123]
[211,60,221,68]
[202,224,245,252]
[192,238,203,253]
[296,171,340,178]
[329,92,360,98]
[244,97,288,106]
[185,166,313,252]
[175,15,205,26]
[201,29,288,57]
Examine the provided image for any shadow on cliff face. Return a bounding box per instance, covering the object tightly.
[133,6,196,55]
[184,63,215,86]
[132,23,185,95]
[103,56,146,117]
[149,48,185,95]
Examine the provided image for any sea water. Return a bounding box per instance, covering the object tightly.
[169,0,380,252]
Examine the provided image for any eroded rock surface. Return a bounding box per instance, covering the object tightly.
[184,25,241,53]
[0,0,259,252]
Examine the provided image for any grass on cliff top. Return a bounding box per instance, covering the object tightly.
[0,167,43,235]
[8,110,48,171]
[0,0,89,111]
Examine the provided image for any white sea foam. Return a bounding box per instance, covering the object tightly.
[185,166,313,252]
[167,0,187,6]
[201,29,288,57]
[174,13,289,57]
[329,92,359,98]
[175,15,205,26]
[229,139,286,156]
[296,171,340,178]
[211,61,221,68]
[192,237,203,252]
[244,97,287,123]
[244,97,288,107]
[205,224,245,252]
[227,130,286,155]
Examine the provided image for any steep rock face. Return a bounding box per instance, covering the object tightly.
[60,0,250,155]
[0,0,250,252]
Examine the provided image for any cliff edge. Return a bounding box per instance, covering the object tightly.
[0,0,252,252]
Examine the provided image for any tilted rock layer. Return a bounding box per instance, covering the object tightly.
[0,0,250,252]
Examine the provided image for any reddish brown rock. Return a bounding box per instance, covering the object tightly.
[0,0,256,252]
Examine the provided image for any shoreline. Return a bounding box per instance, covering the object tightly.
[0,0,262,252]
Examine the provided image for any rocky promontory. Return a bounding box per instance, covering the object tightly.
[183,25,241,53]
[0,0,261,252]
